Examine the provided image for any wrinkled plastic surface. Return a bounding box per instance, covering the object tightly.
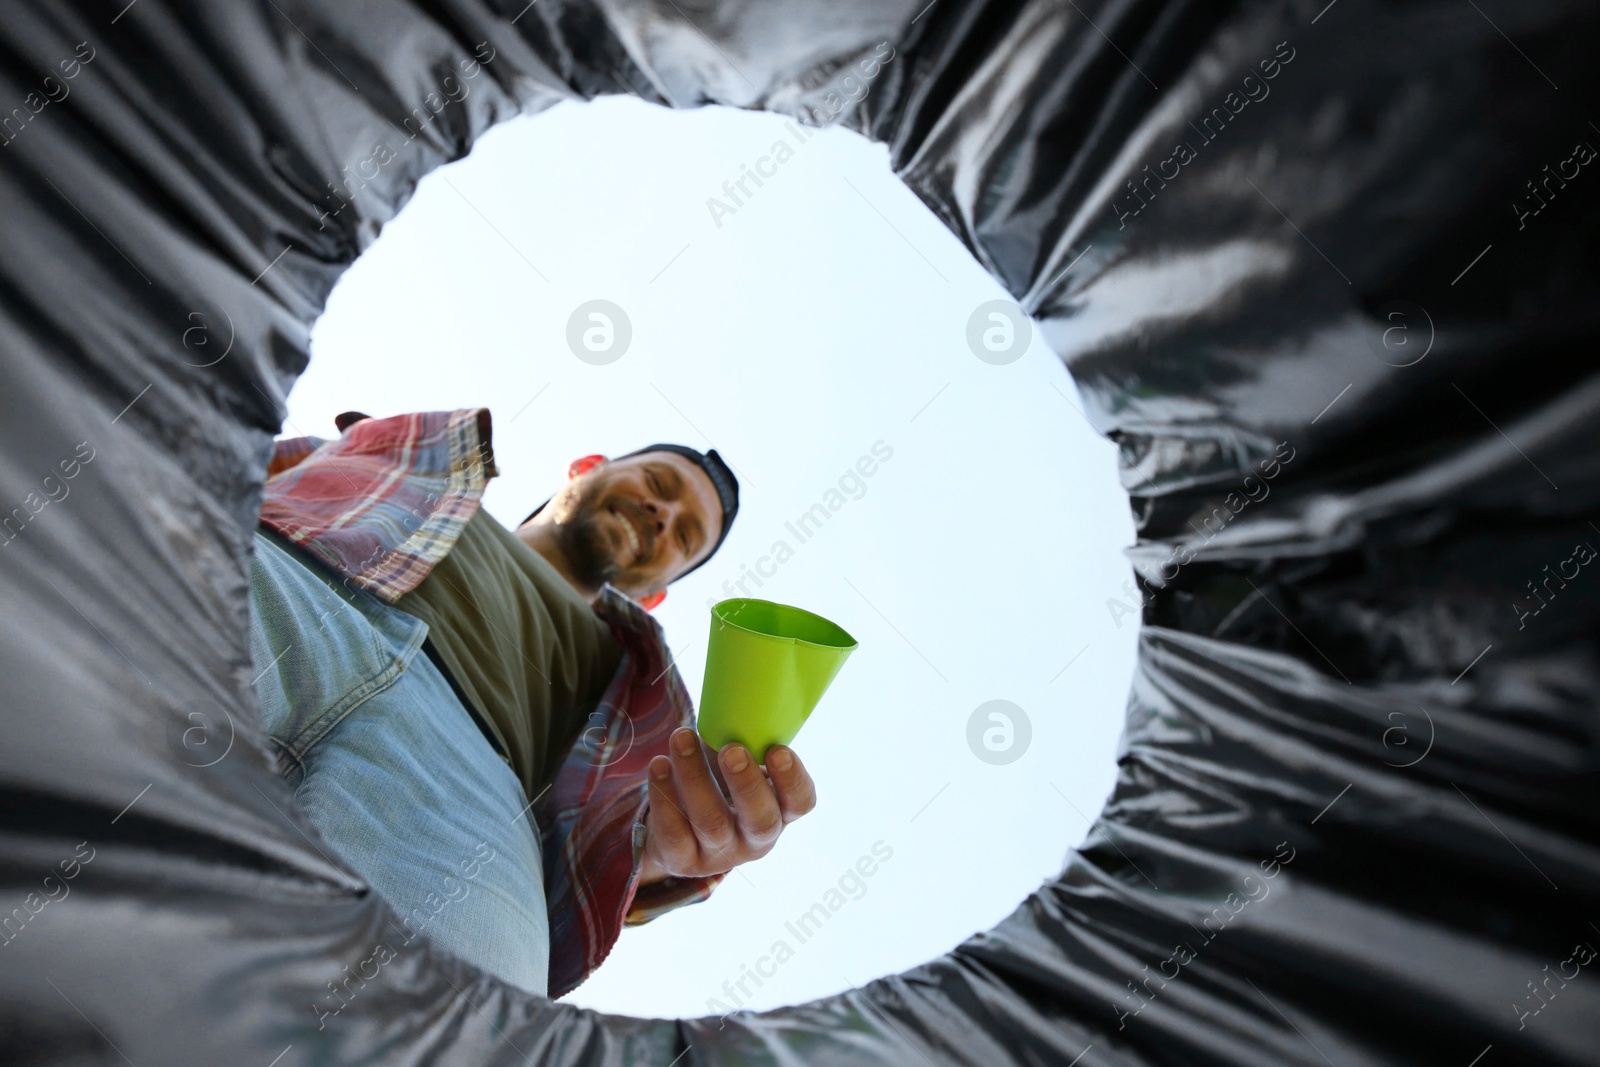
[1,0,1596,1064]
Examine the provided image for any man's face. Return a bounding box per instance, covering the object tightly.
[541,452,723,598]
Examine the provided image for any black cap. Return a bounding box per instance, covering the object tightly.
[520,444,740,581]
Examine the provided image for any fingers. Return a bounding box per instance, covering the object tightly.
[699,735,733,797]
[763,745,817,825]
[645,730,817,879]
[644,754,695,871]
[719,741,783,848]
[646,751,704,876]
[668,727,739,864]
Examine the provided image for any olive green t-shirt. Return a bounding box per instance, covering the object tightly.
[396,507,622,801]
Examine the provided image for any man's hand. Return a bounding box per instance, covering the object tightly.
[636,727,816,885]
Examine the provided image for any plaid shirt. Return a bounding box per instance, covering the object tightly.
[259,409,726,999]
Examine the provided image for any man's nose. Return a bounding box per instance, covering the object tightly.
[640,494,675,536]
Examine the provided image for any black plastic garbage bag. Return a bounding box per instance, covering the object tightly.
[1,0,1595,1064]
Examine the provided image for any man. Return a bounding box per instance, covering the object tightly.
[251,408,815,1003]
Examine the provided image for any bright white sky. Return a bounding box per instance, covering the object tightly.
[292,95,1138,1019]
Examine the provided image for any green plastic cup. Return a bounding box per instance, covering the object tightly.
[696,598,858,762]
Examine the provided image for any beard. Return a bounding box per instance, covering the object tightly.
[549,474,643,591]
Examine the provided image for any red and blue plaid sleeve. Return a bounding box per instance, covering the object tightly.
[536,587,726,999]
[259,409,495,602]
[267,435,327,478]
